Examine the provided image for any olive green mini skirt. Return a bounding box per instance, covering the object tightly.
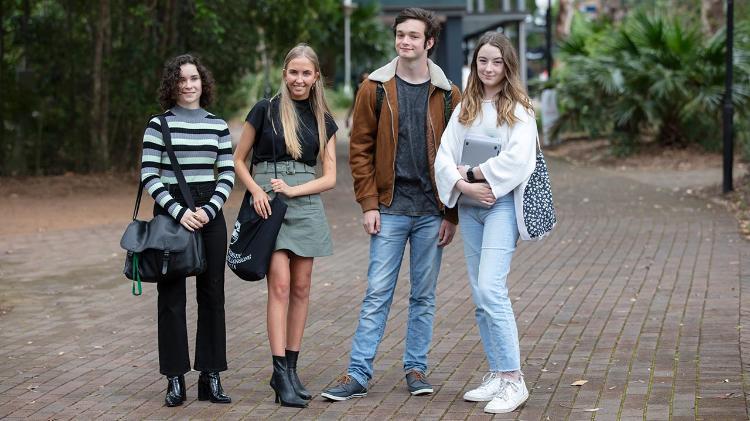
[252,161,333,257]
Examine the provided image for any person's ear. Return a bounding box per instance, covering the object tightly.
[425,37,435,51]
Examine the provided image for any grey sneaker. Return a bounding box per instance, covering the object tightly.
[405,370,434,395]
[321,375,368,401]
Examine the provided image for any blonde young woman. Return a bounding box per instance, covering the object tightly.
[434,32,537,414]
[234,44,337,408]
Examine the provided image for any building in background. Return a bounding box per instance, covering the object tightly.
[357,0,530,89]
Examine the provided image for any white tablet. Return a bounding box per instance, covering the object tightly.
[461,133,501,166]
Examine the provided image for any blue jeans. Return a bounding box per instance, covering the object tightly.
[347,214,443,387]
[459,194,521,372]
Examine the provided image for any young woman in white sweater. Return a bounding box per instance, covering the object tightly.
[434,32,537,414]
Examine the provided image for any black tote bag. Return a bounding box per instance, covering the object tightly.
[227,98,288,281]
[227,190,287,281]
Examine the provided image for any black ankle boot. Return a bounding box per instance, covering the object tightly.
[270,355,308,408]
[285,349,312,400]
[165,375,185,407]
[198,372,231,403]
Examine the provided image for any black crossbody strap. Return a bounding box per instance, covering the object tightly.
[268,97,279,178]
[131,114,198,220]
[158,115,197,211]
[131,115,158,221]
[132,173,145,221]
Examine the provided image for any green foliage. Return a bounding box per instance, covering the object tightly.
[552,11,750,156]
[0,0,391,175]
[326,87,354,117]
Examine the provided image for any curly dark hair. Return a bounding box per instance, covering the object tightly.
[392,8,441,57]
[158,54,215,110]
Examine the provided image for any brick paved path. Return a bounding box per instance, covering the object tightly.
[1,140,748,420]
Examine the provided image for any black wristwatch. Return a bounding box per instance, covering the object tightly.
[466,167,476,183]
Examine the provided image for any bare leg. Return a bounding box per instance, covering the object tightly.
[267,250,291,356]
[286,255,313,351]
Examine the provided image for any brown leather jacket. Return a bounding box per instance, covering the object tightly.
[349,57,462,224]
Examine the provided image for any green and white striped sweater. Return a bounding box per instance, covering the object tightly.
[140,105,235,222]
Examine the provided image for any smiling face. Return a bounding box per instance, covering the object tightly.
[283,57,319,100]
[176,63,202,108]
[476,44,505,93]
[394,19,433,61]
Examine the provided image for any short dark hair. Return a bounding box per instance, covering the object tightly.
[158,54,215,110]
[392,8,441,57]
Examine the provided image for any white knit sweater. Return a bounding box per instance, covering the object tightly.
[434,100,538,238]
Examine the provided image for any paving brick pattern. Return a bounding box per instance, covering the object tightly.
[1,141,748,420]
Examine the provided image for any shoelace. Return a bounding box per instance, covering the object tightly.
[481,372,499,385]
[408,370,426,381]
[335,374,353,385]
[495,378,522,401]
[475,372,501,392]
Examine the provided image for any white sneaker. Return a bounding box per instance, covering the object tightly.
[463,372,505,402]
[484,376,529,414]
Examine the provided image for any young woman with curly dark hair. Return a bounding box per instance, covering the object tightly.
[140,53,235,407]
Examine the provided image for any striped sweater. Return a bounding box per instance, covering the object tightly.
[140,105,235,222]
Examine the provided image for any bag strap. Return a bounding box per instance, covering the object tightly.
[536,133,543,153]
[130,113,198,220]
[375,83,384,122]
[444,86,453,124]
[267,97,279,178]
[158,115,198,211]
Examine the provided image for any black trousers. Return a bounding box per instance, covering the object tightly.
[154,182,228,376]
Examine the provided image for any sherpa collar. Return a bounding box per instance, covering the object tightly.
[368,57,452,91]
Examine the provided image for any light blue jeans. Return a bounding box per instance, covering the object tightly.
[347,213,443,387]
[459,194,521,372]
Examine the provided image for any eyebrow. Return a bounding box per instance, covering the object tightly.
[396,30,422,36]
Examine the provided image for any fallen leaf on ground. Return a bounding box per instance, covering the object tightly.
[558,403,599,411]
[570,380,588,386]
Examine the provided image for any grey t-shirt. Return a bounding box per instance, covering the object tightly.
[380,76,440,216]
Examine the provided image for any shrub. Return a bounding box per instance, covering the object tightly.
[553,11,750,155]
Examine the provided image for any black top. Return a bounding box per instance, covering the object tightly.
[381,76,440,216]
[246,97,338,167]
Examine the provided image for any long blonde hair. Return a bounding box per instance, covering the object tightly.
[278,43,332,160]
[458,32,533,128]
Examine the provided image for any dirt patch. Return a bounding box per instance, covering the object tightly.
[0,172,242,236]
[547,138,750,240]
[1,173,137,235]
[545,139,729,171]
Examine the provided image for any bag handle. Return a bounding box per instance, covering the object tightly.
[268,97,279,179]
[130,114,198,221]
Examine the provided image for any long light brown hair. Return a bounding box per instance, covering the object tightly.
[278,43,332,160]
[458,32,533,127]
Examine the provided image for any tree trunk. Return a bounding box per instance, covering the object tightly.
[0,0,5,172]
[555,0,575,39]
[701,0,724,35]
[91,0,111,171]
[9,0,31,176]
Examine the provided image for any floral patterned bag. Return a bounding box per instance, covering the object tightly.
[516,137,556,241]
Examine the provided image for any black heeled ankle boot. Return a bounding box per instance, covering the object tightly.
[198,372,232,403]
[285,349,312,400]
[165,375,185,407]
[270,355,308,408]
